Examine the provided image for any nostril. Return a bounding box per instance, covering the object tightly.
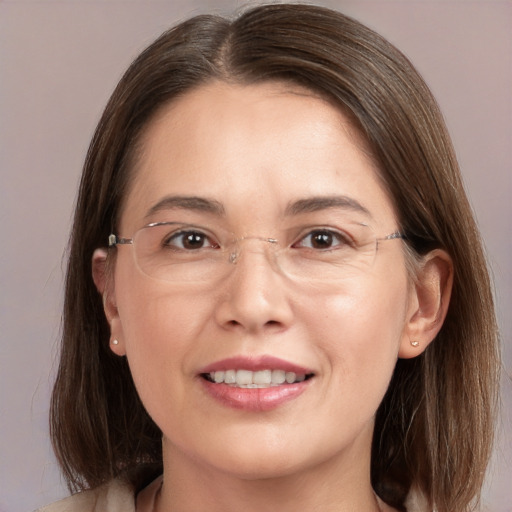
[213,264,293,331]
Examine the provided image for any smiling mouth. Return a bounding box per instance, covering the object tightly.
[201,369,315,388]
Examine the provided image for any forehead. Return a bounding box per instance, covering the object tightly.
[120,81,396,231]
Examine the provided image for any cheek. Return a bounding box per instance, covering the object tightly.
[114,278,217,430]
[308,274,410,396]
[113,261,215,393]
[311,271,408,334]
[118,283,210,359]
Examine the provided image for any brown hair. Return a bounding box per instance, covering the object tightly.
[50,4,499,511]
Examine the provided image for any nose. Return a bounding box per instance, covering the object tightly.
[214,242,294,334]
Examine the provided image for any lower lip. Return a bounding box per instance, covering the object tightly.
[200,378,311,411]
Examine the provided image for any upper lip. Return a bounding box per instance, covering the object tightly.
[198,355,314,375]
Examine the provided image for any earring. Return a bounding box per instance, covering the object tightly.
[111,339,119,346]
[410,340,420,347]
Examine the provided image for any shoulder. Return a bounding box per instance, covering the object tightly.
[36,479,135,512]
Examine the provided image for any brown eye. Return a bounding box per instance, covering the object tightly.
[310,231,334,249]
[164,230,216,250]
[294,229,349,250]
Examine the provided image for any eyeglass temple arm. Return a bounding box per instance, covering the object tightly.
[384,231,406,241]
[108,234,133,247]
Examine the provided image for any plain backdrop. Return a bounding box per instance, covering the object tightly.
[0,1,510,511]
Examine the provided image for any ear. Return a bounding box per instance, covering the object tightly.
[399,249,453,359]
[92,248,126,356]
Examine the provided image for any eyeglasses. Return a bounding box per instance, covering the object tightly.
[108,221,405,284]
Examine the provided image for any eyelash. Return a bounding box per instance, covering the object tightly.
[163,230,218,250]
[292,229,352,250]
[162,227,352,251]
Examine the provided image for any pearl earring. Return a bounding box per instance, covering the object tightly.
[112,339,119,346]
[410,340,420,347]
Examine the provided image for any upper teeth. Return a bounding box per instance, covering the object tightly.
[209,369,306,388]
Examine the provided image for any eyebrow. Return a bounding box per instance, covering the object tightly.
[144,194,371,219]
[145,195,225,218]
[285,195,372,218]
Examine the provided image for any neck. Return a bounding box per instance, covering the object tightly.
[155,436,385,512]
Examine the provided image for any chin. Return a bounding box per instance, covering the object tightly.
[197,431,337,481]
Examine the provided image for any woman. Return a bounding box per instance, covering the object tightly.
[40,4,499,512]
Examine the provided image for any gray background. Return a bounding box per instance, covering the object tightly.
[0,1,510,511]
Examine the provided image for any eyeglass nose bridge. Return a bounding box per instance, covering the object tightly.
[227,235,280,265]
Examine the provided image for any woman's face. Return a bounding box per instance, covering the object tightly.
[108,81,417,479]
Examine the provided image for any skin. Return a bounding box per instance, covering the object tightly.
[93,81,452,512]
